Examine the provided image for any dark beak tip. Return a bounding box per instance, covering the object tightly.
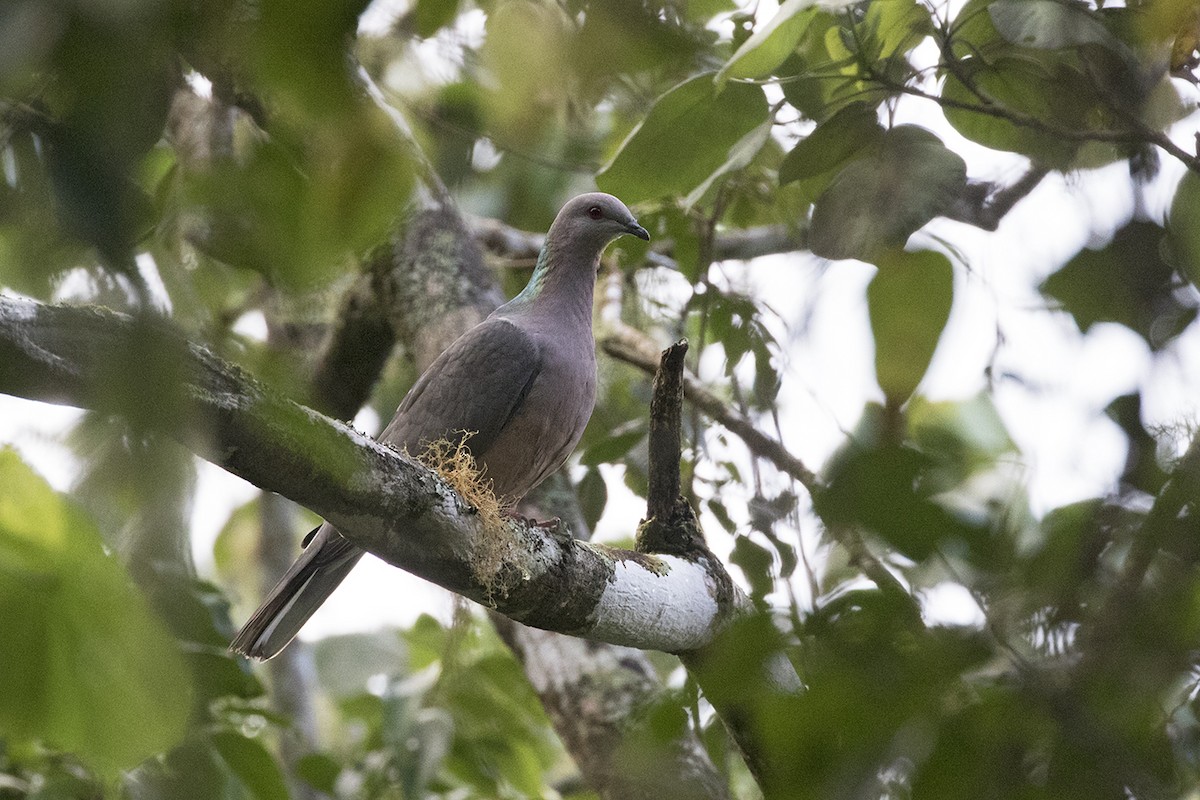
[629,223,650,241]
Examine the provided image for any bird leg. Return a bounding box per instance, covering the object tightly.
[503,509,563,532]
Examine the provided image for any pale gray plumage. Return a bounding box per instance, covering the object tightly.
[231,193,649,659]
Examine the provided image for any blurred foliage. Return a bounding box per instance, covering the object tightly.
[2,0,1200,798]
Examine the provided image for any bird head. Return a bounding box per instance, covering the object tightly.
[551,193,650,253]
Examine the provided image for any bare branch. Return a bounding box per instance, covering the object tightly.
[603,322,918,613]
[944,164,1052,231]
[884,78,1200,175]
[470,216,807,270]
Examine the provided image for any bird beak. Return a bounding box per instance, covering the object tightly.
[625,220,650,241]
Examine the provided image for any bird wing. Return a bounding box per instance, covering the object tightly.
[378,315,542,459]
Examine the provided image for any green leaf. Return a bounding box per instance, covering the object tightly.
[1169,170,1200,289]
[684,117,773,207]
[597,74,769,204]
[1043,221,1195,350]
[211,730,289,800]
[810,126,966,261]
[778,102,885,200]
[907,392,1017,481]
[0,449,190,773]
[716,0,818,85]
[415,0,461,37]
[868,248,954,404]
[731,535,775,602]
[577,467,609,533]
[580,424,647,466]
[864,0,933,61]
[313,630,408,699]
[296,753,342,794]
[941,57,1089,167]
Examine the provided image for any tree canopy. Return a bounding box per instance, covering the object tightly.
[2,0,1200,798]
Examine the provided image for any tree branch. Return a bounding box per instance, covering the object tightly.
[637,339,802,792]
[943,164,1052,231]
[883,78,1200,175]
[470,216,807,270]
[0,295,740,653]
[601,322,820,493]
[604,322,918,611]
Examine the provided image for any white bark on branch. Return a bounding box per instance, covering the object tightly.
[0,295,739,653]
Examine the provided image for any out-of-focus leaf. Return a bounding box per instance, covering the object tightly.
[731,535,775,601]
[779,102,884,198]
[863,0,932,61]
[213,497,262,590]
[716,0,818,84]
[211,730,289,800]
[1043,221,1195,350]
[573,0,706,86]
[577,467,609,533]
[313,630,407,699]
[0,449,190,774]
[1106,393,1169,494]
[942,57,1091,167]
[186,122,413,288]
[907,392,1016,487]
[0,130,92,297]
[684,118,773,207]
[868,248,954,404]
[580,423,647,466]
[253,0,365,116]
[415,0,461,37]
[481,1,570,143]
[1168,169,1200,289]
[989,0,1119,50]
[810,126,966,261]
[819,405,987,562]
[1018,499,1109,612]
[597,74,769,204]
[296,752,342,794]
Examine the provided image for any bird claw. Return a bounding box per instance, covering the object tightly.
[504,510,562,532]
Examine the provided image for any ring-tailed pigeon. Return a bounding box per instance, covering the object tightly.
[231,193,649,660]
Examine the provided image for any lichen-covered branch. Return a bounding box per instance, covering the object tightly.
[0,295,737,653]
[636,338,801,792]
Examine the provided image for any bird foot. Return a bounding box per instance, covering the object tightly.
[504,510,563,532]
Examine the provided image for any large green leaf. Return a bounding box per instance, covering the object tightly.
[868,248,954,404]
[0,449,190,773]
[941,57,1091,167]
[716,0,818,85]
[778,102,885,202]
[810,126,966,261]
[1168,170,1200,289]
[597,74,769,204]
[863,0,933,61]
[1043,221,1195,350]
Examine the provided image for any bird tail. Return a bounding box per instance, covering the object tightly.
[230,524,364,660]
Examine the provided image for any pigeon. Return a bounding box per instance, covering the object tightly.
[231,193,649,659]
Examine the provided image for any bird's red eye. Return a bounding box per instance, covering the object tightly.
[588,206,603,220]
